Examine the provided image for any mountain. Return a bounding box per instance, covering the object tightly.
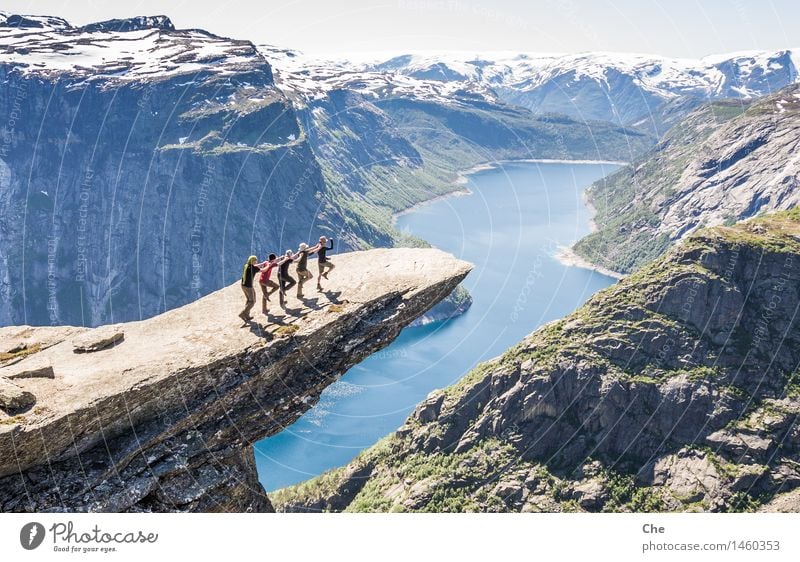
[0,13,336,327]
[573,84,800,274]
[263,44,652,217]
[272,210,800,513]
[360,49,799,134]
[0,13,649,328]
[0,248,471,512]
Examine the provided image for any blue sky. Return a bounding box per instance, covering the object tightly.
[3,0,799,57]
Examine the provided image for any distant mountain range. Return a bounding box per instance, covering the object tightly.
[363,50,798,132]
[266,47,799,134]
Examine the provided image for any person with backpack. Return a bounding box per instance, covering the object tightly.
[257,253,280,315]
[313,236,335,291]
[239,255,259,323]
[294,242,313,299]
[276,250,297,307]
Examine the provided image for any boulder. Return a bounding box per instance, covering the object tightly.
[571,479,609,510]
[5,365,55,380]
[72,327,124,353]
[0,378,35,413]
[2,342,27,355]
[414,393,445,423]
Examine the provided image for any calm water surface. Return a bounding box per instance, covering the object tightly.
[255,161,619,491]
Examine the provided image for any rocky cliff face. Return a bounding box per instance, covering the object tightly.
[0,13,653,329]
[273,211,800,513]
[0,248,472,512]
[574,85,800,274]
[0,14,337,328]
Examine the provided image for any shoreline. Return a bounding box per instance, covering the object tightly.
[555,245,626,280]
[455,158,627,185]
[392,187,473,223]
[393,157,627,280]
[393,157,627,225]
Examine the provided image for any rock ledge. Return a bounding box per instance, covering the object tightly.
[0,248,471,512]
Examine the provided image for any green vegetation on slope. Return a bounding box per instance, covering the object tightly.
[573,99,752,274]
[272,211,800,513]
[305,92,655,251]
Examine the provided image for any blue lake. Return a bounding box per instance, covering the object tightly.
[254,161,620,491]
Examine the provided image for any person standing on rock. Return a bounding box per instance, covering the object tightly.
[257,253,280,316]
[239,255,259,323]
[294,243,313,299]
[313,236,335,292]
[276,250,297,308]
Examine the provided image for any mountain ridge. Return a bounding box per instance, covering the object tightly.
[353,48,799,130]
[574,83,800,274]
[0,11,647,327]
[273,210,800,513]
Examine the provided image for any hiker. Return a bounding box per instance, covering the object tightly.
[257,253,280,315]
[313,236,335,291]
[295,242,313,298]
[277,250,297,307]
[239,255,259,323]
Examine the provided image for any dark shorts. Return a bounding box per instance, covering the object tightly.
[279,273,296,290]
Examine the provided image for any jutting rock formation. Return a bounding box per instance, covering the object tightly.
[0,248,472,512]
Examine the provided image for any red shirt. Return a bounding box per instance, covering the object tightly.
[258,261,276,284]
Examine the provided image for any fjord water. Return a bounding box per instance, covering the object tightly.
[255,161,619,491]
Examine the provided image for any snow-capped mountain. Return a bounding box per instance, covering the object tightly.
[0,12,267,85]
[0,13,329,326]
[354,50,799,129]
[259,45,500,108]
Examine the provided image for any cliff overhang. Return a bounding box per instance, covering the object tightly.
[0,248,472,512]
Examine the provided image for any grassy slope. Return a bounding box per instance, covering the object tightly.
[311,95,655,250]
[573,100,751,274]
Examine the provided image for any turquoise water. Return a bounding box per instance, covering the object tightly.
[254,161,619,491]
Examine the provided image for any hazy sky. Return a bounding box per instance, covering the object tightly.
[3,0,799,58]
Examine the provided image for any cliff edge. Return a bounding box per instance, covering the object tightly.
[0,248,472,512]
